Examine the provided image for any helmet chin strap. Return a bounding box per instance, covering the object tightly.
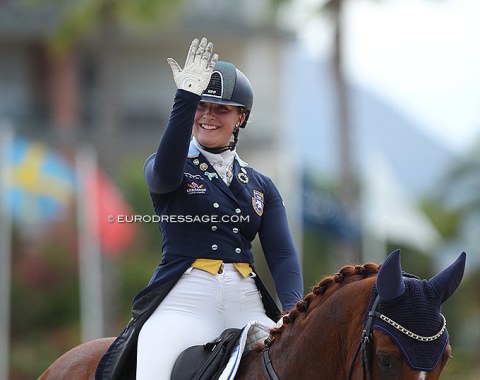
[199,126,240,154]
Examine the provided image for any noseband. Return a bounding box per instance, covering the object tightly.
[263,294,447,380]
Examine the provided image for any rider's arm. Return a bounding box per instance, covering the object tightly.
[144,90,200,194]
[259,178,304,312]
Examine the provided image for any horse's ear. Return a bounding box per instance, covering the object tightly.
[428,252,466,304]
[376,249,405,301]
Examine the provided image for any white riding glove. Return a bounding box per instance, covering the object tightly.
[167,37,219,96]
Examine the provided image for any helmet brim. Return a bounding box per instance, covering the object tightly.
[200,95,246,108]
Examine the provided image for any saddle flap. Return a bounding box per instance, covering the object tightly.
[171,328,243,380]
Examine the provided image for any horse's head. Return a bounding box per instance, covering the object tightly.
[359,249,466,379]
[257,250,465,380]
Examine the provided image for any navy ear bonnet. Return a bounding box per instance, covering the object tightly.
[365,250,466,371]
[366,278,448,371]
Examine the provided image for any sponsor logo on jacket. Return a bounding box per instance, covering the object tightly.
[186,181,207,195]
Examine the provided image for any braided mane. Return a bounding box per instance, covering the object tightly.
[269,262,380,341]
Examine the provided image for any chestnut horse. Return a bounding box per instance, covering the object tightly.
[39,249,466,379]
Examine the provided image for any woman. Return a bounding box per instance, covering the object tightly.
[96,37,303,380]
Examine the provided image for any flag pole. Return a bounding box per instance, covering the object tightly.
[0,120,14,380]
[76,144,104,341]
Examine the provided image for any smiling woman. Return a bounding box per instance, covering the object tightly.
[193,102,244,151]
[90,37,304,379]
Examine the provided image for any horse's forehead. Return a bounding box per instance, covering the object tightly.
[367,277,448,371]
[402,278,438,307]
[372,278,442,329]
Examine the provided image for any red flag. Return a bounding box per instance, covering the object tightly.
[86,169,136,257]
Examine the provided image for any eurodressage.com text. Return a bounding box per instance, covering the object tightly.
[109,214,250,224]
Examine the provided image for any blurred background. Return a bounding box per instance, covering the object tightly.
[0,0,479,378]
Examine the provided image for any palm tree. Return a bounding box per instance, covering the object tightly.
[275,0,453,262]
[319,0,359,261]
[48,0,183,172]
[40,0,184,337]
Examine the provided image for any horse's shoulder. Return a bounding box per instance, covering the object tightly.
[38,337,115,380]
[67,337,115,359]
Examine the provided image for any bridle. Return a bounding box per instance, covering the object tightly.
[262,335,280,380]
[263,294,447,380]
[346,295,380,380]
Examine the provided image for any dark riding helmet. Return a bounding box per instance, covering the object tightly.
[201,61,253,128]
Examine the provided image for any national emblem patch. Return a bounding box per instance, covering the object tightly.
[252,190,264,216]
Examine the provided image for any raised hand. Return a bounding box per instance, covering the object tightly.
[167,37,219,95]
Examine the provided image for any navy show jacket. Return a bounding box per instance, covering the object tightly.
[139,90,303,312]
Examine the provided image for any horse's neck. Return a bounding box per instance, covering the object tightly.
[240,277,375,378]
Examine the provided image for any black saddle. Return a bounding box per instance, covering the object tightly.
[171,328,243,380]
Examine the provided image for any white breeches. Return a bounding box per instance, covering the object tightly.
[136,264,275,380]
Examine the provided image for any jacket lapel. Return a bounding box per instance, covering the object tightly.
[229,160,250,196]
[189,154,238,202]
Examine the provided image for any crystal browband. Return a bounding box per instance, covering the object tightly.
[375,313,447,342]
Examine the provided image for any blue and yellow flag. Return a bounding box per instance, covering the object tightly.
[2,138,75,224]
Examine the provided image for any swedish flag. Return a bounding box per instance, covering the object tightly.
[3,138,75,224]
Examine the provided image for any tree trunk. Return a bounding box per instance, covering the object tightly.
[331,0,359,262]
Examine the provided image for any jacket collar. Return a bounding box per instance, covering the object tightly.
[188,139,248,168]
[188,141,250,200]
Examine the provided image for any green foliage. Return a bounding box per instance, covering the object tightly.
[116,0,182,26]
[10,231,81,379]
[440,267,480,379]
[108,156,167,326]
[11,240,79,332]
[35,0,184,54]
[421,197,462,239]
[53,1,102,54]
[117,155,163,248]
[302,230,335,288]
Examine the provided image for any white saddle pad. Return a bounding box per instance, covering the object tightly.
[218,320,272,379]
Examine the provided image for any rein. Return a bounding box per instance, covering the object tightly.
[347,295,380,380]
[262,335,280,380]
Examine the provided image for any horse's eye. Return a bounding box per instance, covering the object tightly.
[377,353,393,369]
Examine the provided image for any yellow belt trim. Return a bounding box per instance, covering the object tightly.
[233,263,254,278]
[191,259,253,278]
